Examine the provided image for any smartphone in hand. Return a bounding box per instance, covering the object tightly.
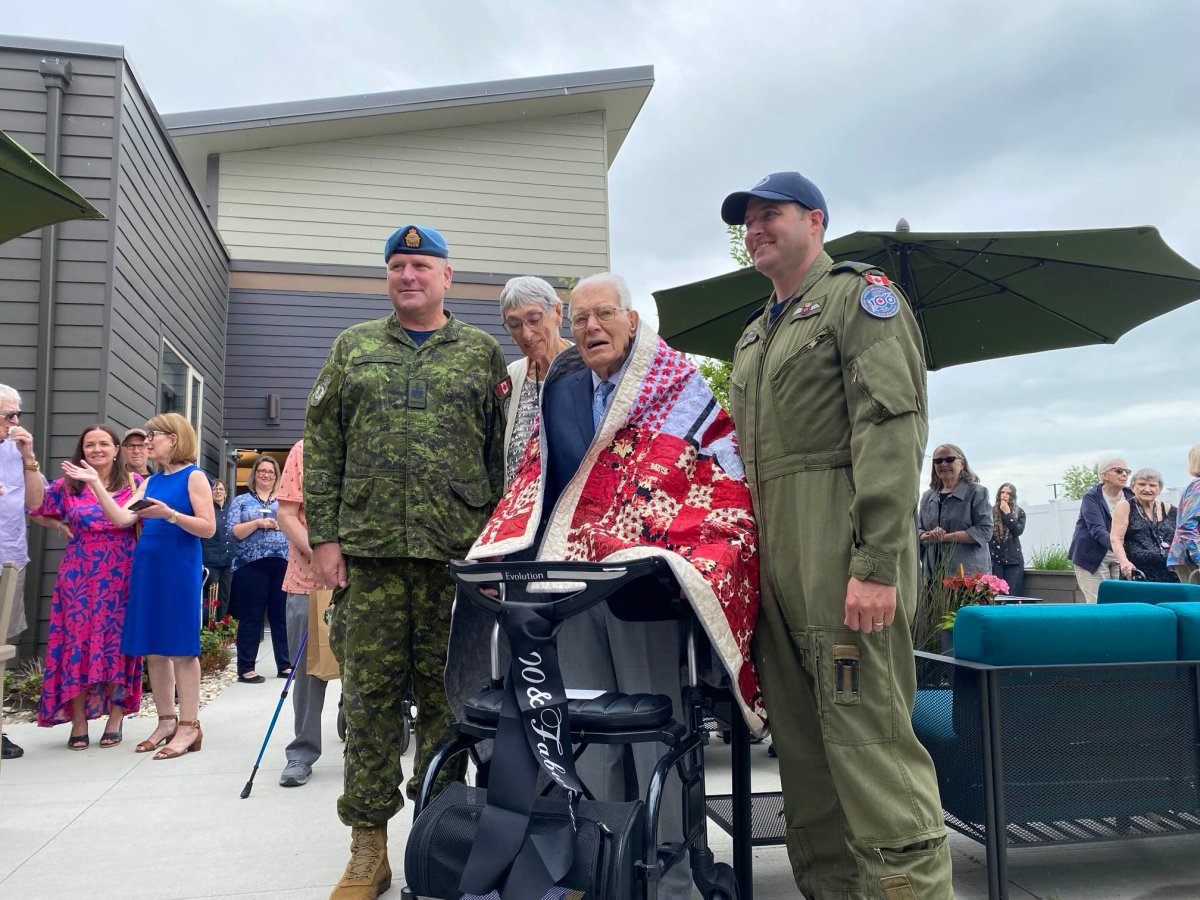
[128,498,154,511]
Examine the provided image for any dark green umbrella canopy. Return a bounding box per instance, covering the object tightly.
[654,227,1200,369]
[0,129,104,245]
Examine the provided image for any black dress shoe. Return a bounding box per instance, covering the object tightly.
[2,733,24,759]
[237,673,266,684]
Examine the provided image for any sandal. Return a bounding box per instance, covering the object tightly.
[68,733,89,751]
[154,719,202,760]
[99,727,123,748]
[135,714,178,753]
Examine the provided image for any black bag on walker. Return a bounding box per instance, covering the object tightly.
[404,782,645,899]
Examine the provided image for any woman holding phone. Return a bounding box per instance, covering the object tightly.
[63,412,214,760]
[228,455,291,683]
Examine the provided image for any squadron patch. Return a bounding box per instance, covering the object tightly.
[494,376,513,399]
[739,331,760,349]
[403,226,422,248]
[309,375,332,407]
[860,284,900,319]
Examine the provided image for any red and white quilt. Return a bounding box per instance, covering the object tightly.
[469,326,765,734]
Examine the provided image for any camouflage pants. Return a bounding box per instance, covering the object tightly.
[330,556,466,827]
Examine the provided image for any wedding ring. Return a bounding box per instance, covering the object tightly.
[872,619,885,626]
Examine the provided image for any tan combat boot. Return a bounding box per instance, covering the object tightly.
[330,824,392,899]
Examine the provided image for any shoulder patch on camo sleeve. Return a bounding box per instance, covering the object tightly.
[860,284,900,318]
[309,374,332,406]
[494,376,513,399]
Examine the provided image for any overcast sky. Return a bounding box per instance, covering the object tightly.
[8,0,1199,503]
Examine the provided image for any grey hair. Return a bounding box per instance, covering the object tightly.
[572,272,633,311]
[1131,467,1163,487]
[0,384,21,408]
[1099,458,1127,474]
[499,276,560,318]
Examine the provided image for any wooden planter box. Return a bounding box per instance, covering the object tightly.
[1021,568,1083,603]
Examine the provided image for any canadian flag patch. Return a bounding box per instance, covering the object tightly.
[494,376,513,399]
[865,273,891,286]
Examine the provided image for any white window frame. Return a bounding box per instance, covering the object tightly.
[159,338,204,437]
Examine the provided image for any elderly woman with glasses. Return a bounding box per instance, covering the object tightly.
[1068,458,1135,602]
[499,275,573,484]
[1111,467,1179,584]
[917,443,993,581]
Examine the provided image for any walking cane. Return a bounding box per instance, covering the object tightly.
[240,631,308,799]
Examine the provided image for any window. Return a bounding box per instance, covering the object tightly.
[159,339,204,436]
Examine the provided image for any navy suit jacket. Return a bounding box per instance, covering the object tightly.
[541,367,596,516]
[1068,483,1134,571]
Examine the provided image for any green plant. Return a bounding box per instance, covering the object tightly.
[1061,463,1100,501]
[1028,545,1072,570]
[726,224,752,268]
[8,657,45,709]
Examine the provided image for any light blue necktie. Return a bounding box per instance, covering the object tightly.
[592,380,615,429]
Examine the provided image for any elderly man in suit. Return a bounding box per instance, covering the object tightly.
[539,272,690,900]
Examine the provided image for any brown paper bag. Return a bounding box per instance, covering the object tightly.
[306,589,340,681]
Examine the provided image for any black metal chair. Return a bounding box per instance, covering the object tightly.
[403,557,739,900]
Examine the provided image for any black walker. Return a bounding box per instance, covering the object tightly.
[401,557,740,900]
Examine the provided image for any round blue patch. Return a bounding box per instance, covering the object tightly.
[860,284,900,318]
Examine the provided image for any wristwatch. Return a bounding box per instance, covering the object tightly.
[167,509,179,525]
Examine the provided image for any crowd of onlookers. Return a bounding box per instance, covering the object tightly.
[916,444,1200,604]
[0,382,317,764]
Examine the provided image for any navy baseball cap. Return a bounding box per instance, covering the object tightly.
[720,172,829,228]
[383,224,449,261]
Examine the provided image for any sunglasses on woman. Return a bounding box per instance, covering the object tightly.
[932,456,960,465]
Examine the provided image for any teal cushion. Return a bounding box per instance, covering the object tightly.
[912,688,955,743]
[954,603,1178,665]
[1097,580,1200,605]
[1161,602,1200,660]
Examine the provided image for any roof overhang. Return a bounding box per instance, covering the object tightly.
[164,65,654,192]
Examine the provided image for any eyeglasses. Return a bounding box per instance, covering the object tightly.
[570,306,624,331]
[1105,467,1131,475]
[1,411,21,422]
[503,311,546,333]
[932,456,960,465]
[144,430,167,439]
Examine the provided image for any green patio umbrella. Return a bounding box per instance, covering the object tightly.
[0,129,104,244]
[654,226,1200,369]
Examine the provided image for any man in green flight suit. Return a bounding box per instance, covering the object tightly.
[721,174,953,900]
[306,224,508,900]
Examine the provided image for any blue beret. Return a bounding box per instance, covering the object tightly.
[383,224,449,261]
[721,172,829,228]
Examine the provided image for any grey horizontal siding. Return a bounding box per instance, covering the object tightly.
[0,46,117,467]
[108,60,229,474]
[224,288,519,447]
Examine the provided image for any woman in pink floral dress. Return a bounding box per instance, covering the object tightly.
[29,425,142,749]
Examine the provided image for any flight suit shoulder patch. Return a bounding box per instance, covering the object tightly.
[309,373,333,407]
[860,284,901,318]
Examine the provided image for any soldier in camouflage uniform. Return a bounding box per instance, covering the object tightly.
[722,174,953,900]
[305,224,508,900]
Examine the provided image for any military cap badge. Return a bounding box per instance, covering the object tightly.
[403,226,422,249]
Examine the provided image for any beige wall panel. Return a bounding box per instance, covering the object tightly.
[222,242,605,277]
[219,197,606,226]
[217,112,610,273]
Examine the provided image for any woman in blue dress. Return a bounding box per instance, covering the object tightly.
[65,412,215,760]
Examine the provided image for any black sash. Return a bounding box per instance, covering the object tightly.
[459,600,585,900]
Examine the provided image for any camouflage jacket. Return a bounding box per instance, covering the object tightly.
[304,313,508,560]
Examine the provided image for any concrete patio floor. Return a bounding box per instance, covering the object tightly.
[3,648,1198,899]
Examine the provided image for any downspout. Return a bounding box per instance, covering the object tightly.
[22,57,73,656]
